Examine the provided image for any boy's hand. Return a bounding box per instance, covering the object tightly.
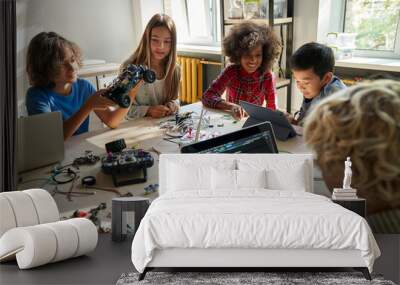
[283,111,297,125]
[87,90,116,110]
[147,105,171,118]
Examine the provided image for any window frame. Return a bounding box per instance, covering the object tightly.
[165,0,221,47]
[342,0,400,59]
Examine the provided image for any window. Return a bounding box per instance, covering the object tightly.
[165,0,221,46]
[343,0,400,58]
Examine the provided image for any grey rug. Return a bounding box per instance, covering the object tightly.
[116,272,396,285]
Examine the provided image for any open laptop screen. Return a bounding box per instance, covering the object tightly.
[180,121,278,154]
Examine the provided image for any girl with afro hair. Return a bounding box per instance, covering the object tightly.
[202,21,281,119]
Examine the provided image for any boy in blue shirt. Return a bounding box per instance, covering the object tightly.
[26,32,141,140]
[289,42,346,125]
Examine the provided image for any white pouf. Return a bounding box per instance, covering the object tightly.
[0,196,17,237]
[0,189,98,269]
[1,191,39,227]
[24,189,59,224]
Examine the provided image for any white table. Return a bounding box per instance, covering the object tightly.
[17,102,311,214]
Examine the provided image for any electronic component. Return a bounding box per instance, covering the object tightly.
[105,139,127,153]
[101,149,154,187]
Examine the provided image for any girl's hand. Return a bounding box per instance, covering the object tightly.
[147,105,171,118]
[87,90,116,110]
[229,103,246,120]
[165,101,179,113]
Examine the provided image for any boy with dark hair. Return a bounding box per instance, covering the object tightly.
[290,42,346,125]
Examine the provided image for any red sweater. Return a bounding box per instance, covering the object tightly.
[202,64,277,110]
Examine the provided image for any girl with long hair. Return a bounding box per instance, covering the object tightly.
[122,14,180,118]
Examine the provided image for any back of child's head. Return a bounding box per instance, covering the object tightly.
[26,31,82,88]
[290,42,335,79]
[223,21,281,72]
[304,79,400,207]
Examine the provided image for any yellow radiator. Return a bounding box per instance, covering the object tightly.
[177,56,203,104]
[177,56,222,104]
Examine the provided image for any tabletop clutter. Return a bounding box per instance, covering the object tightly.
[18,108,239,233]
[159,109,236,146]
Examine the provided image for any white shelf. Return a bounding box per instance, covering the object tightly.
[273,17,293,25]
[78,63,120,78]
[335,57,400,73]
[224,17,293,26]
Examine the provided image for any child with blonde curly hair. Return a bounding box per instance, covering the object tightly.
[304,79,400,233]
[202,21,281,119]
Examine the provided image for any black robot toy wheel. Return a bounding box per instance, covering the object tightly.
[143,69,156,83]
[118,94,131,108]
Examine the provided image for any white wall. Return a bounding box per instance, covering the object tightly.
[289,0,320,112]
[139,0,164,31]
[316,0,344,43]
[131,0,164,44]
[291,0,332,198]
[273,0,320,112]
[16,0,139,113]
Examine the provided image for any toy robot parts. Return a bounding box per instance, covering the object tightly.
[103,64,156,108]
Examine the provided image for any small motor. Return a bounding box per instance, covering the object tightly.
[103,64,156,108]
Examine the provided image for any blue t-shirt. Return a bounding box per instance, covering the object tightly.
[26,79,96,135]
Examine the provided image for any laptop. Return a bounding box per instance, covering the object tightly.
[180,121,278,154]
[17,112,65,173]
[239,100,298,141]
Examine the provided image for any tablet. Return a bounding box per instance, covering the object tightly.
[180,121,278,154]
[240,100,297,141]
